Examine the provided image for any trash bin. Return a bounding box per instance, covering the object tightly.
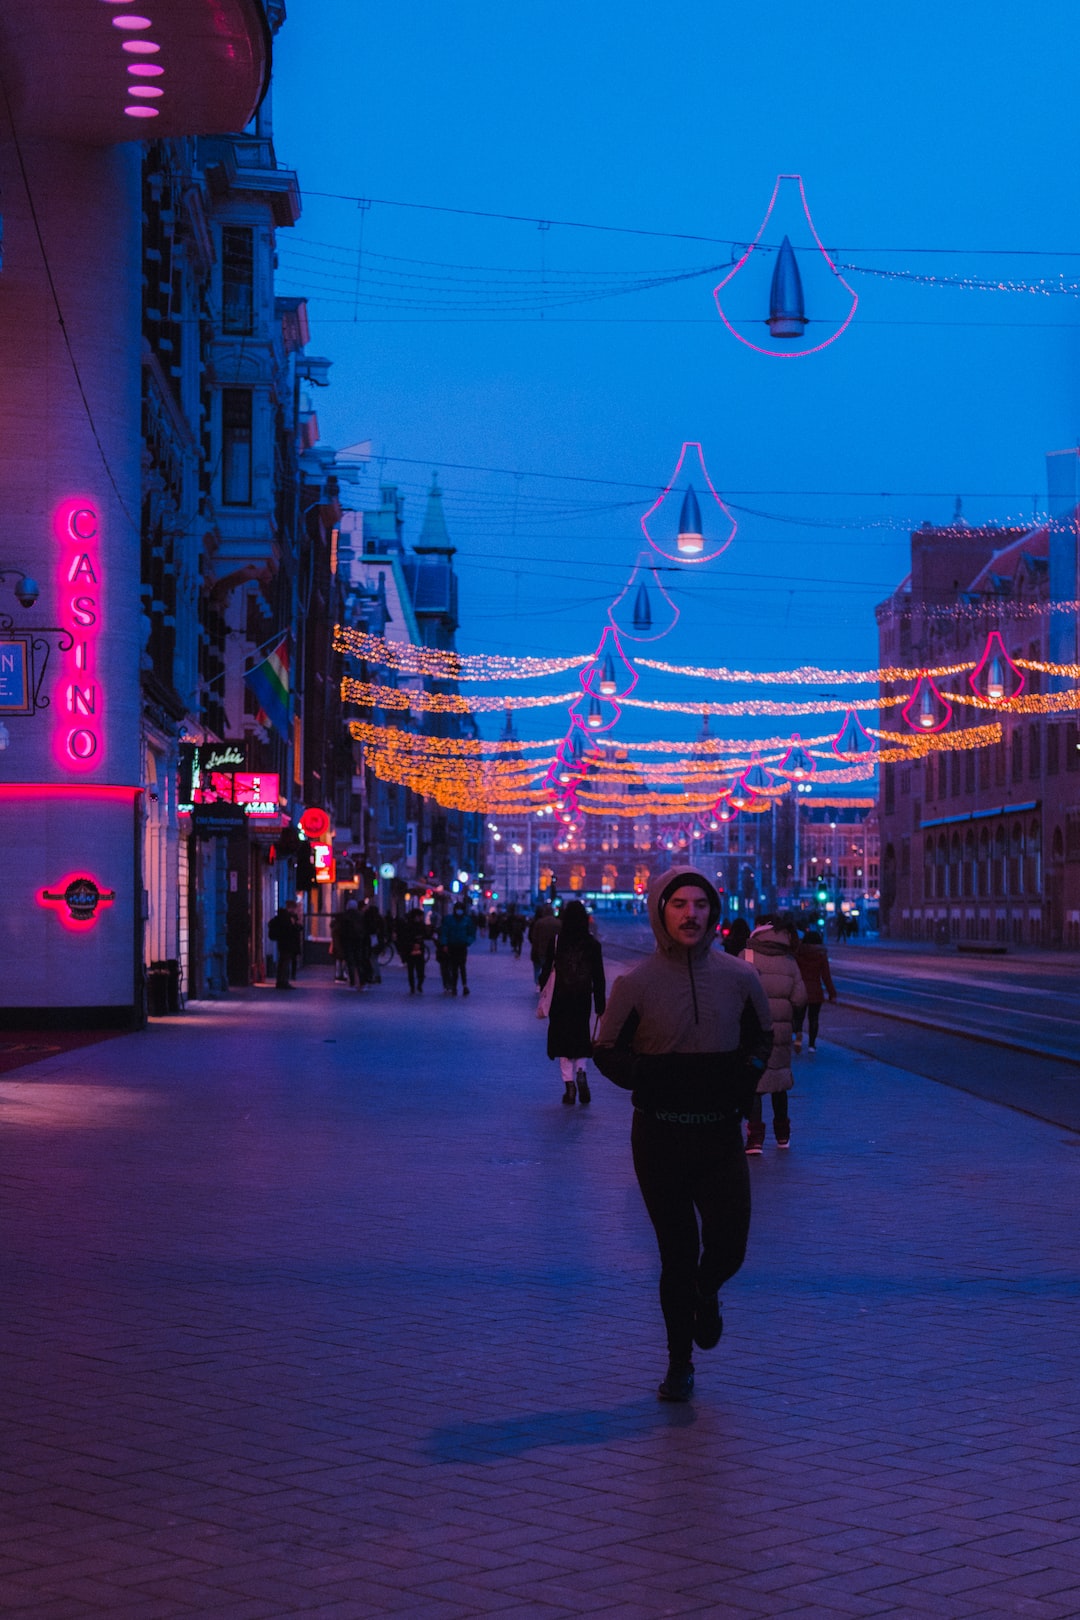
[163,958,182,1013]
[147,962,170,1017]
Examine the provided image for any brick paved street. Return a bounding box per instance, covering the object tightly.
[4,947,1080,1618]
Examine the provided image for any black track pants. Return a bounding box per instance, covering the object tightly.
[631,1111,751,1363]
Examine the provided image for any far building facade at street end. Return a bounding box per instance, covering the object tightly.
[876,453,1080,949]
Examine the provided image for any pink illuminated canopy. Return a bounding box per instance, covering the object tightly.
[0,0,270,145]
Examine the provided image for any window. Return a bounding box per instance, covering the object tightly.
[1067,722,1080,773]
[1028,723,1041,779]
[1048,725,1060,775]
[900,836,910,878]
[965,744,975,794]
[1010,728,1023,783]
[884,767,895,815]
[222,226,255,335]
[222,389,253,505]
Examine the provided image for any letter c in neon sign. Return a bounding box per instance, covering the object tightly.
[67,508,98,542]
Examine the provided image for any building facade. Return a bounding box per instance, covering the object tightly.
[876,483,1080,947]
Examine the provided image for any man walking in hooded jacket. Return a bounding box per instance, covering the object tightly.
[593,867,773,1402]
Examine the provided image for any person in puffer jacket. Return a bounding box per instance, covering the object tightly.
[740,918,807,1154]
[593,867,773,1404]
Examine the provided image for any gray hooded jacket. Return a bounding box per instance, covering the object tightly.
[593,867,773,1122]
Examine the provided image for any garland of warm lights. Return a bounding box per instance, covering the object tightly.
[336,629,1080,688]
[618,695,905,717]
[636,657,979,684]
[334,626,586,680]
[342,679,582,712]
[944,687,1080,714]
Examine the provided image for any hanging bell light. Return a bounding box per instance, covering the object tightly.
[832,709,878,759]
[598,652,618,695]
[632,579,653,633]
[902,674,953,734]
[676,485,705,556]
[586,695,604,729]
[767,235,807,339]
[969,631,1024,704]
[743,757,773,791]
[780,735,815,779]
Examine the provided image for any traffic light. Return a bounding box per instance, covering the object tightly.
[816,884,828,905]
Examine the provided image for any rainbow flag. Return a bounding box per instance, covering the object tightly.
[245,638,290,737]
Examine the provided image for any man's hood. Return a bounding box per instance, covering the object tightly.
[647,866,722,960]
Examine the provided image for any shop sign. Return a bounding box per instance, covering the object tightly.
[313,842,335,883]
[191,802,247,838]
[40,873,116,928]
[54,497,103,768]
[0,638,30,713]
[300,806,331,841]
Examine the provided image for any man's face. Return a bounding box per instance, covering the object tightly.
[664,886,711,947]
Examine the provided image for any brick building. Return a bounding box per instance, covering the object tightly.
[876,480,1080,948]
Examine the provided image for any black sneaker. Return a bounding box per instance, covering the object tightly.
[658,1361,694,1402]
[576,1071,591,1104]
[693,1290,723,1351]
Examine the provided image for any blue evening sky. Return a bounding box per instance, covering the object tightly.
[272,1,1080,741]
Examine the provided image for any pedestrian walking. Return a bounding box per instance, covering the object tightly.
[286,900,304,979]
[507,909,527,959]
[329,910,348,982]
[268,904,302,990]
[399,907,428,995]
[538,899,606,1106]
[593,867,773,1403]
[340,899,369,991]
[488,908,501,952]
[721,917,751,956]
[740,917,807,1153]
[793,928,836,1054]
[528,904,560,985]
[439,903,477,996]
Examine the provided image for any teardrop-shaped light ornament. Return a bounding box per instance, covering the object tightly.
[780,735,816,779]
[768,236,807,338]
[832,709,879,759]
[608,551,680,643]
[581,626,638,701]
[586,694,604,729]
[969,631,1025,705]
[713,174,858,359]
[641,442,736,564]
[742,757,773,791]
[902,674,953,734]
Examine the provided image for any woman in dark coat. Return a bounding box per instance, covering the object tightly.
[539,900,606,1106]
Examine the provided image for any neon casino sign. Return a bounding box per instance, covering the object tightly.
[54,497,103,770]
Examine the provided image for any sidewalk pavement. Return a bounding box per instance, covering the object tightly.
[4,948,1080,1618]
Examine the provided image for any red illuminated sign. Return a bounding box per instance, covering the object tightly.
[300,806,331,841]
[40,873,116,930]
[54,497,103,771]
[313,843,335,884]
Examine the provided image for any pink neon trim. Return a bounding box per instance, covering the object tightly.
[902,674,953,734]
[713,175,858,359]
[778,733,817,777]
[832,708,878,759]
[580,626,639,701]
[968,630,1025,702]
[38,872,117,933]
[640,443,736,564]
[0,783,140,801]
[607,552,681,643]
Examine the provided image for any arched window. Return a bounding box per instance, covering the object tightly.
[993,826,1007,897]
[601,863,618,894]
[1009,822,1024,895]
[963,830,976,897]
[1052,826,1064,863]
[633,863,650,895]
[949,832,962,899]
[978,827,991,897]
[936,833,948,899]
[1026,819,1041,892]
[569,864,586,892]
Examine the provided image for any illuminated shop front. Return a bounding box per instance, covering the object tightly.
[0,0,270,1023]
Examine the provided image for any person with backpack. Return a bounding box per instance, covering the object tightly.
[538,900,606,1105]
[438,903,477,996]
